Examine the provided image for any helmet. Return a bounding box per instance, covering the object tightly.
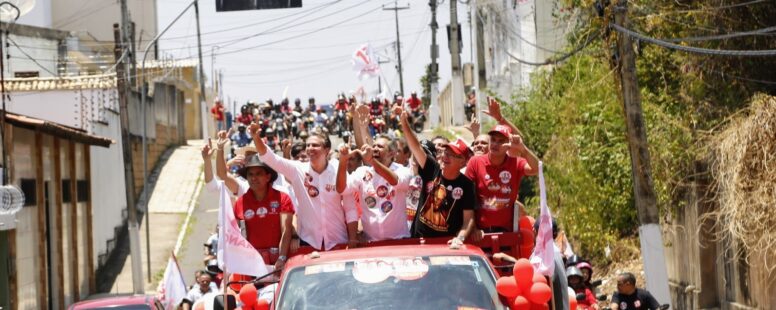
[265,128,275,135]
[411,91,417,96]
[281,98,289,105]
[566,254,583,267]
[371,97,380,104]
[266,98,274,106]
[337,93,346,100]
[308,97,315,103]
[294,98,301,105]
[566,266,584,279]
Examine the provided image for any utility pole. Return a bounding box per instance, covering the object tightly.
[449,0,466,125]
[427,0,441,128]
[113,23,144,294]
[195,0,209,139]
[383,1,409,96]
[611,0,671,305]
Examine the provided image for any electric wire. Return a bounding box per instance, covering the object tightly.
[7,37,58,76]
[504,30,600,66]
[610,23,776,57]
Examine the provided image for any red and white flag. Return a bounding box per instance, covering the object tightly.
[215,180,268,276]
[530,161,555,276]
[352,44,381,80]
[156,253,187,310]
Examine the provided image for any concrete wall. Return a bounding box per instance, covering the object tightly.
[5,34,61,78]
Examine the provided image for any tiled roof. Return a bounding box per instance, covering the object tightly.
[5,112,114,147]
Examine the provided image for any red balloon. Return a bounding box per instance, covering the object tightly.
[531,302,550,310]
[532,272,548,285]
[512,295,531,310]
[528,282,553,304]
[496,276,521,298]
[513,259,534,291]
[239,283,258,306]
[569,296,578,310]
[255,299,270,310]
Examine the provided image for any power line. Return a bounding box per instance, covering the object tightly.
[6,37,58,76]
[664,25,776,43]
[202,6,385,58]
[504,30,600,66]
[610,23,776,57]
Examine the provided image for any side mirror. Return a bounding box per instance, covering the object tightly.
[596,293,608,301]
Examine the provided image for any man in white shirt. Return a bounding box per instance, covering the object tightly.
[251,124,359,250]
[181,273,216,310]
[336,135,413,242]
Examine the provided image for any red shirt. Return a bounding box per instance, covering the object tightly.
[236,113,253,125]
[406,97,422,110]
[234,188,294,251]
[210,104,224,121]
[464,155,527,231]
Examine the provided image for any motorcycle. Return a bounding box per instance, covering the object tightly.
[331,110,348,137]
[370,116,386,136]
[465,101,476,121]
[411,110,426,133]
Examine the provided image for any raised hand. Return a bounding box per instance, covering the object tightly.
[464,117,481,137]
[201,138,213,159]
[248,123,260,139]
[400,110,410,128]
[482,96,503,122]
[216,130,230,150]
[360,144,374,165]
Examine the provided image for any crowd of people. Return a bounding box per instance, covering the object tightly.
[190,93,662,309]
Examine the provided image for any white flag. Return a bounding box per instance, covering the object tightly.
[157,254,187,310]
[351,44,381,80]
[216,180,269,277]
[530,161,555,277]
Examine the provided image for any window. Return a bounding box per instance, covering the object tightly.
[20,178,36,206]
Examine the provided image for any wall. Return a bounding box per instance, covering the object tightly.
[5,34,60,78]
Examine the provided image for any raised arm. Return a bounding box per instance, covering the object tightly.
[362,144,398,186]
[484,96,524,137]
[506,134,540,176]
[336,145,353,194]
[398,109,428,168]
[201,138,215,183]
[214,130,243,194]
[251,123,300,177]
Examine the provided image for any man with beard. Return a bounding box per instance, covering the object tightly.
[252,124,359,250]
[336,135,413,242]
[400,110,475,247]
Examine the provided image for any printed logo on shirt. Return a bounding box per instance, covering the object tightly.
[446,185,453,191]
[363,171,373,182]
[487,181,501,192]
[500,186,511,194]
[244,209,255,220]
[304,173,314,186]
[425,181,435,193]
[257,207,268,218]
[484,174,491,180]
[387,189,396,201]
[620,302,627,309]
[365,196,377,209]
[308,186,320,197]
[270,201,279,210]
[634,300,641,308]
[325,184,336,192]
[452,187,463,200]
[376,185,388,198]
[499,171,512,184]
[381,201,393,213]
[410,176,422,189]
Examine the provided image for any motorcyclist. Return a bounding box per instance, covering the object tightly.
[405,91,422,113]
[263,128,280,153]
[306,97,317,114]
[611,272,662,310]
[568,266,599,309]
[293,98,303,114]
[314,107,329,130]
[280,98,291,114]
[231,124,252,148]
[465,89,477,121]
[369,97,384,136]
[236,104,254,126]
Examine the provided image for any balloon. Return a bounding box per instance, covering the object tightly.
[527,282,553,304]
[513,258,534,290]
[512,295,531,310]
[255,299,270,310]
[531,302,549,310]
[532,272,547,285]
[569,296,578,310]
[239,283,258,306]
[496,276,521,298]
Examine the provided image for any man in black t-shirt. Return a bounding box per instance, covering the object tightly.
[611,272,661,310]
[398,110,475,246]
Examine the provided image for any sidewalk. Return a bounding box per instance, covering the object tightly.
[110,140,206,294]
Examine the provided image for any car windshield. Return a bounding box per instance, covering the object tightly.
[277,255,507,310]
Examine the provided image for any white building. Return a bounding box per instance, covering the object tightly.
[472,0,572,100]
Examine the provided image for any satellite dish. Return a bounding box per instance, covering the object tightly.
[0,0,35,22]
